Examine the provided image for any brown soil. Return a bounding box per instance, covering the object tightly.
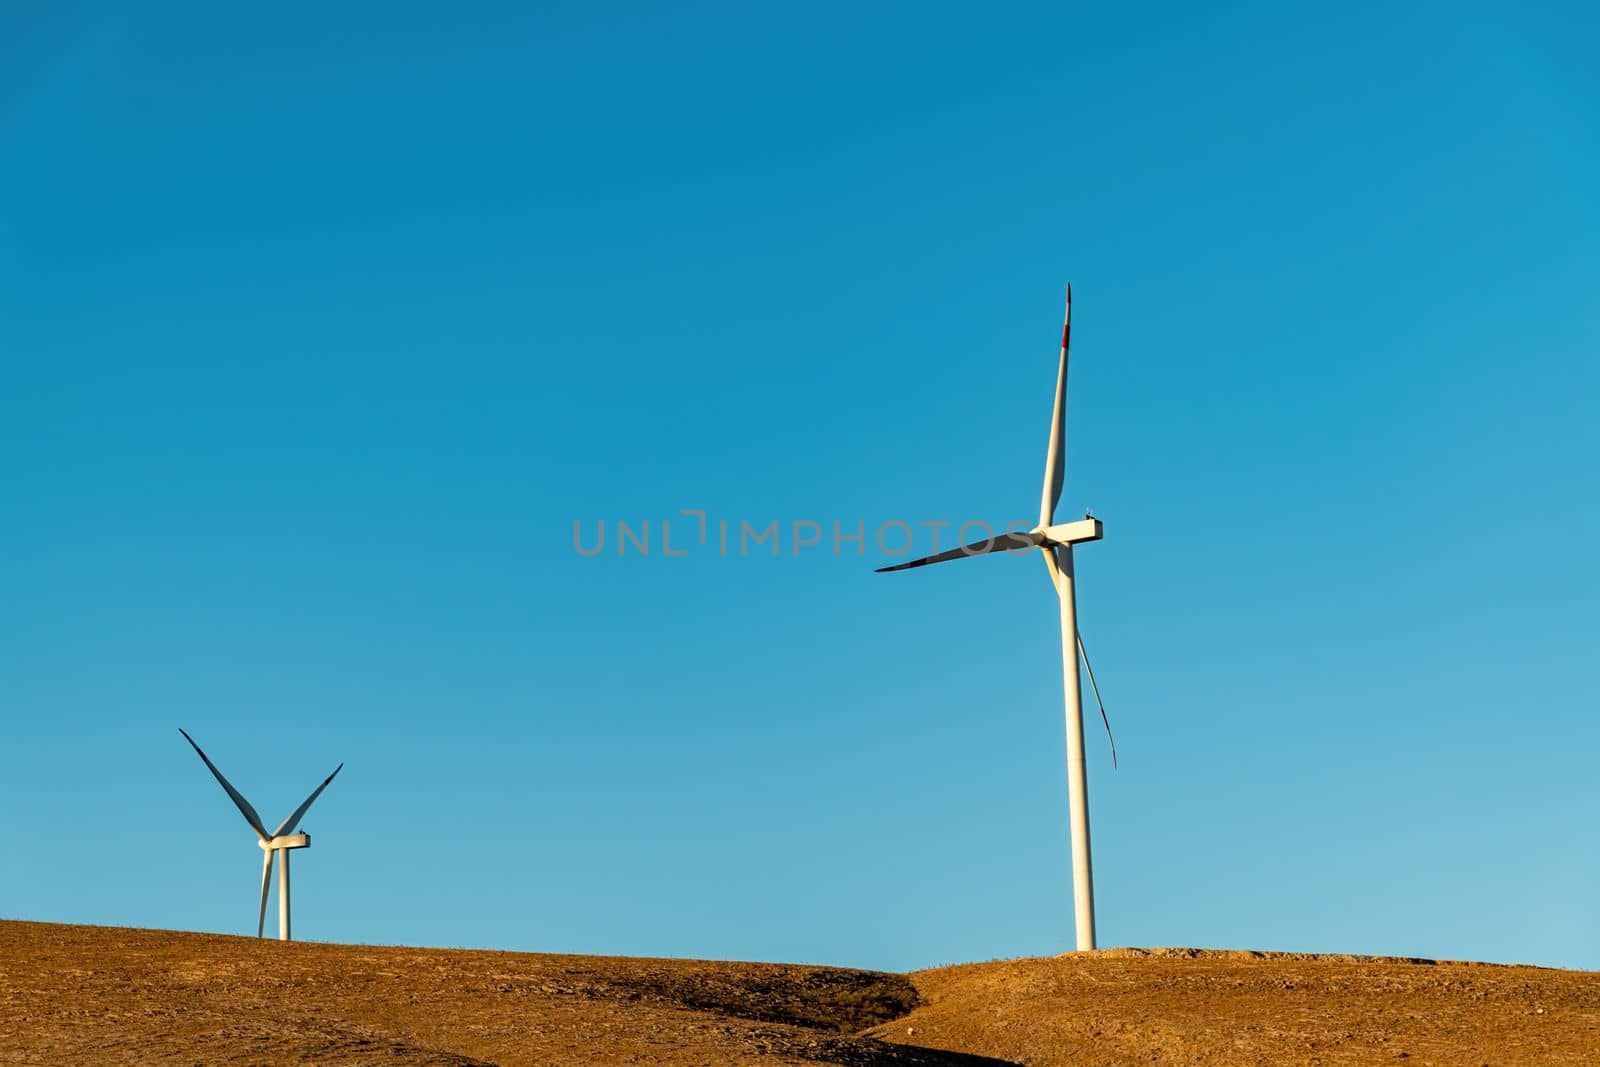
[867,947,1600,1065]
[2,921,1596,1065]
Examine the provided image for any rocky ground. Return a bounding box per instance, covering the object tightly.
[1,921,1596,1064]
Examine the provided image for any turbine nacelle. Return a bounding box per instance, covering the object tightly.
[258,833,310,851]
[1035,517,1104,547]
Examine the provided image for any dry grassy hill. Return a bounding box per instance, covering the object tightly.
[1,920,1596,1065]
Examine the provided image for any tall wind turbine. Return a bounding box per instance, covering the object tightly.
[179,728,343,941]
[876,285,1114,951]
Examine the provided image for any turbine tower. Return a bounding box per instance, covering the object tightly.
[876,284,1114,951]
[179,728,343,941]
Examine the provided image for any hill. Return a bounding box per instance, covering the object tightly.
[1,920,1595,1064]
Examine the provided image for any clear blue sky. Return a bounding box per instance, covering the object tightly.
[3,2,1597,973]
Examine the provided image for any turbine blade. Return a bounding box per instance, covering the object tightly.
[1077,632,1117,769]
[1039,284,1071,527]
[258,848,274,938]
[179,729,270,840]
[271,762,344,838]
[875,530,1042,573]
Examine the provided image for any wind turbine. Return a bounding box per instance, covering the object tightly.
[876,284,1114,951]
[179,728,343,941]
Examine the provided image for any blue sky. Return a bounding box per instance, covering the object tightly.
[2,1,1597,972]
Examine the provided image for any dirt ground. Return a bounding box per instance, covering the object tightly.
[867,947,1600,1065]
[1,921,1596,1065]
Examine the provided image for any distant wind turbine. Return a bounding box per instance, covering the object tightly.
[179,728,343,941]
[876,284,1115,951]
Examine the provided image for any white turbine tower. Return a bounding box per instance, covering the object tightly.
[179,728,343,941]
[876,284,1115,951]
